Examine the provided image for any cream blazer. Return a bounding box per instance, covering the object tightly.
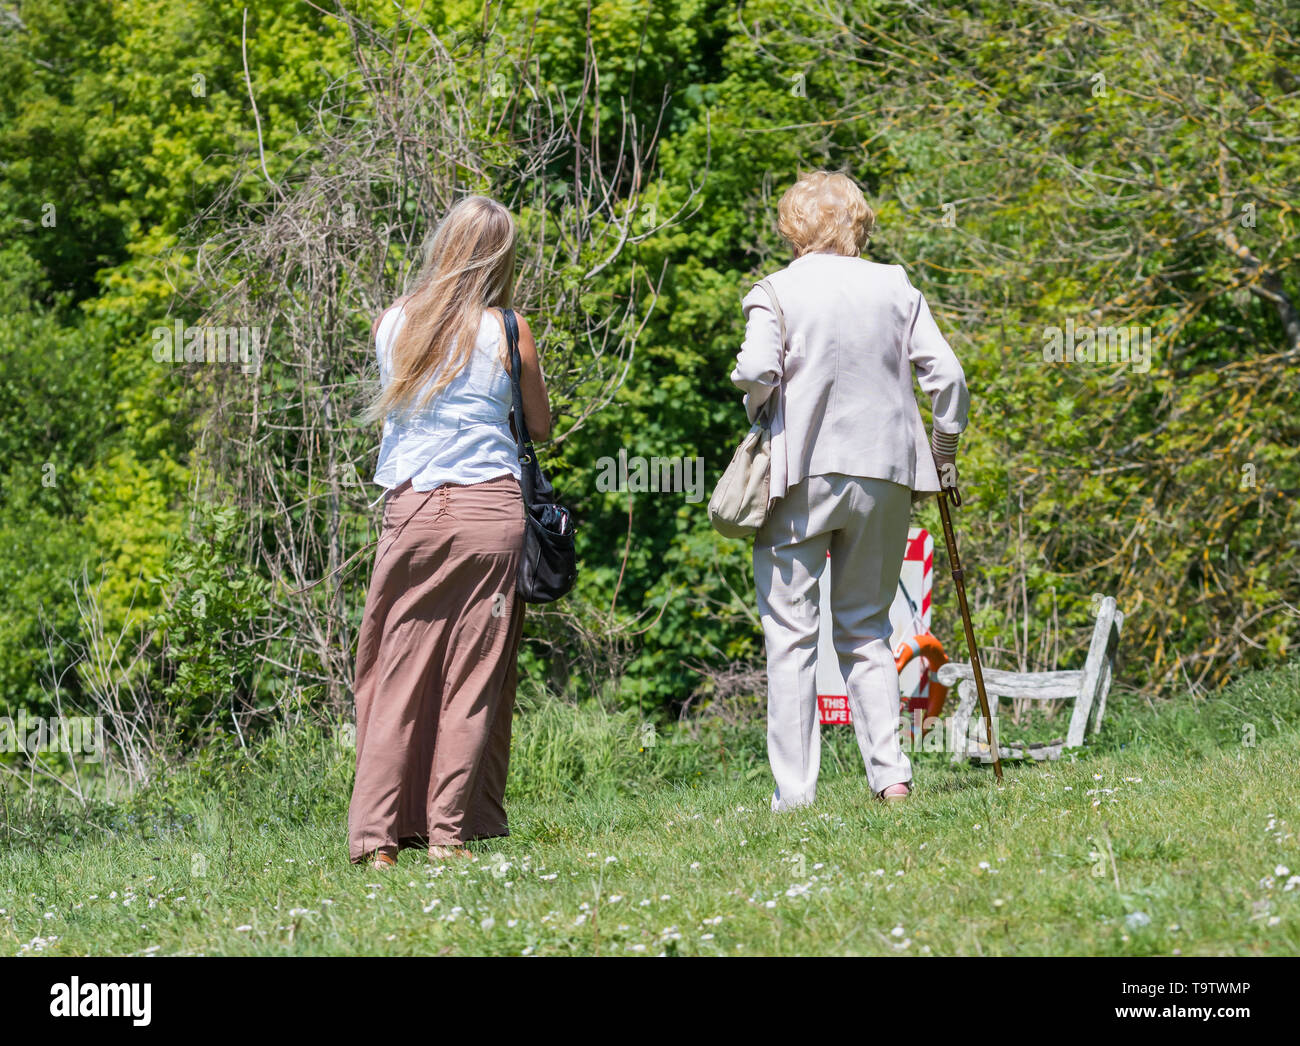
[730,252,969,500]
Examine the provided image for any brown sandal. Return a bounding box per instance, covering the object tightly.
[364,851,397,870]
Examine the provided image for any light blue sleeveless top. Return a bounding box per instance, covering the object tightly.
[371,305,520,494]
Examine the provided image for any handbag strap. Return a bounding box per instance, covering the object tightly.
[502,307,535,451]
[754,277,787,423]
[500,307,545,506]
[755,277,786,347]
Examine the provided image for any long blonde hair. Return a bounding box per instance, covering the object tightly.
[365,195,516,422]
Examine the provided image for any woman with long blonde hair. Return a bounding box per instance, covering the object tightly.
[348,195,551,869]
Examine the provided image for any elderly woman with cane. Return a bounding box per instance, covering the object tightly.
[730,171,969,811]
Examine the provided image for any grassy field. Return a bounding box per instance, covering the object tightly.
[3,666,1299,956]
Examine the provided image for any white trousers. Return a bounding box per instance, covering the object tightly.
[754,473,913,811]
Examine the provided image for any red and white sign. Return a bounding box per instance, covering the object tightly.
[815,527,934,724]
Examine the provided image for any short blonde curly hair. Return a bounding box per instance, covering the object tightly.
[777,171,875,257]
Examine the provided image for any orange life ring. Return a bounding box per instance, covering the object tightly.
[893,631,949,735]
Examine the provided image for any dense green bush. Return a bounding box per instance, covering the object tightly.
[149,505,273,741]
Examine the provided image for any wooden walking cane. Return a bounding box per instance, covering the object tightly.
[934,482,1003,782]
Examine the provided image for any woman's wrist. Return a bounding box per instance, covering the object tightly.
[930,429,960,456]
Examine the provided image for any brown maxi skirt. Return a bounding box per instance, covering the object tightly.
[347,474,526,862]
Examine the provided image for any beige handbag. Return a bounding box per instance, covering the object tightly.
[708,279,786,538]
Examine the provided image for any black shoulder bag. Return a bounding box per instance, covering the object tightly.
[501,308,577,603]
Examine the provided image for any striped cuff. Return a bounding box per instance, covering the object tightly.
[930,429,960,456]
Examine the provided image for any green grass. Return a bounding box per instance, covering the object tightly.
[3,666,1300,956]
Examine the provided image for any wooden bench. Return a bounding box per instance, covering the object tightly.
[936,596,1124,763]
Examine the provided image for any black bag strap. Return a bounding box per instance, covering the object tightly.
[501,307,534,455]
[500,307,552,506]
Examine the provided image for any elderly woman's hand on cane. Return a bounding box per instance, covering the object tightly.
[931,430,962,506]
